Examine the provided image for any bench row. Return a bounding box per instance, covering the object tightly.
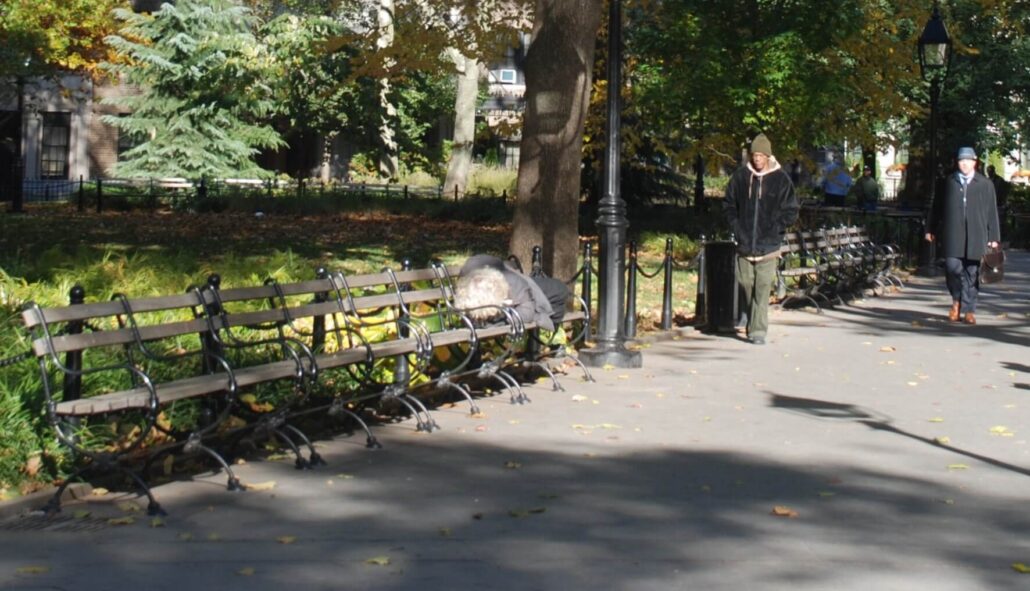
[22,260,592,515]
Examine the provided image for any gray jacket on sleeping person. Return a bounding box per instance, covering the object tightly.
[454,255,568,332]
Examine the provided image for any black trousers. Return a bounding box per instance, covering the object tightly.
[944,257,981,313]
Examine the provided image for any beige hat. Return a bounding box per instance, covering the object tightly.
[750,133,772,156]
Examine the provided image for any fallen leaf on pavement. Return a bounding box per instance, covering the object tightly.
[570,394,588,402]
[16,566,50,575]
[1012,563,1030,574]
[504,461,522,469]
[244,481,277,491]
[150,517,165,528]
[107,516,135,526]
[91,487,109,496]
[770,506,799,518]
[237,567,255,576]
[880,346,896,352]
[277,536,297,545]
[178,533,194,541]
[947,464,969,471]
[934,436,951,445]
[928,417,945,423]
[365,556,391,566]
[73,510,91,519]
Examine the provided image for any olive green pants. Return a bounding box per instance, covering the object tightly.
[736,256,778,339]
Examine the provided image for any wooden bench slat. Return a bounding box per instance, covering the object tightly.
[54,360,301,417]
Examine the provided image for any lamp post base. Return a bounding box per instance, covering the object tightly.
[579,341,643,369]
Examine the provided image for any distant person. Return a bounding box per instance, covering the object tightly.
[821,158,852,206]
[925,147,1001,325]
[852,165,881,211]
[722,133,800,345]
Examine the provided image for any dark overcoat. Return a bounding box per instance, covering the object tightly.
[929,172,1001,260]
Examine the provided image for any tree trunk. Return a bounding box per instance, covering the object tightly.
[443,53,480,199]
[510,0,603,281]
[377,0,399,180]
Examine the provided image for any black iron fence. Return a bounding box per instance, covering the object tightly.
[2,176,511,211]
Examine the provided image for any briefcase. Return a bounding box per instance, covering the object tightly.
[980,246,1004,284]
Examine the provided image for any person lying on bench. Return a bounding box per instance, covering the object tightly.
[454,254,569,331]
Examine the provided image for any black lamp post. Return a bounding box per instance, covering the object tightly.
[917,2,952,272]
[579,0,641,369]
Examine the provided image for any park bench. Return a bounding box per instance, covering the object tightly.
[21,256,591,516]
[776,226,902,311]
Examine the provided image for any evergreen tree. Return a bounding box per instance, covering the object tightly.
[102,0,282,179]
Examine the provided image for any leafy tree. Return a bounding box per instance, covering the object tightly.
[102,0,283,179]
[0,0,127,81]
[628,0,928,173]
[261,12,367,178]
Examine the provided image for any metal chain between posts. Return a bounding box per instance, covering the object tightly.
[0,350,34,368]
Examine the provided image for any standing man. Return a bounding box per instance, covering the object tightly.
[723,133,800,345]
[852,164,881,211]
[821,156,852,206]
[925,147,1001,325]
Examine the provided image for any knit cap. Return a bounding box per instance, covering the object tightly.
[750,133,772,156]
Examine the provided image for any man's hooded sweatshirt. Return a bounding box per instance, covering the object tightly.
[722,157,800,257]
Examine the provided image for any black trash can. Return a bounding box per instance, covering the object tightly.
[701,240,738,333]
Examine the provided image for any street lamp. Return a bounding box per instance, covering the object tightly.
[579,0,642,369]
[917,2,952,272]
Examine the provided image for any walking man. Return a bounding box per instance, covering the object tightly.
[925,147,1001,324]
[723,133,800,344]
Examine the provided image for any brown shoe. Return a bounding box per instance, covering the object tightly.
[964,312,976,325]
[948,302,960,322]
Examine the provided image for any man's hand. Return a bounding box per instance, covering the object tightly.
[924,232,935,242]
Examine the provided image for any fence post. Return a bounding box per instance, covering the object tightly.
[312,267,328,352]
[661,237,674,330]
[404,184,409,199]
[531,245,543,277]
[454,185,460,202]
[581,240,593,339]
[96,178,103,213]
[694,235,707,328]
[437,184,443,200]
[393,260,412,387]
[624,241,638,338]
[77,176,85,212]
[62,285,86,403]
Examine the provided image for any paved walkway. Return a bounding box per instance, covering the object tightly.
[2,253,1028,590]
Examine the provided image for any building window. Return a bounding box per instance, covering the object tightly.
[40,112,71,179]
[498,69,517,84]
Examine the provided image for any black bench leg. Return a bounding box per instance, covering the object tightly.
[191,442,245,494]
[524,360,564,392]
[271,427,312,470]
[281,423,327,467]
[42,464,92,516]
[384,393,431,433]
[564,353,596,383]
[117,465,167,516]
[328,400,381,449]
[440,380,480,415]
[401,394,440,432]
[495,371,530,405]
